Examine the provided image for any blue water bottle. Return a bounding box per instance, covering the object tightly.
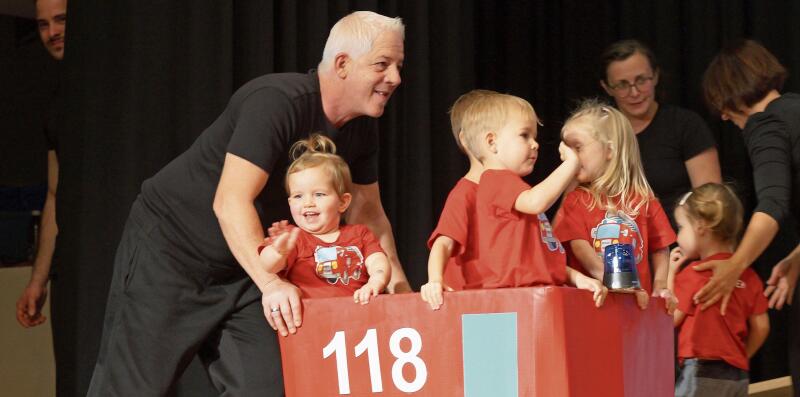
[602,243,641,290]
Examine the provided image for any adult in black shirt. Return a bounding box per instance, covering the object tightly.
[599,40,721,228]
[16,0,66,329]
[87,11,409,396]
[701,39,800,394]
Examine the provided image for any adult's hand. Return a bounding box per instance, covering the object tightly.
[16,282,48,327]
[261,279,303,337]
[764,250,800,310]
[692,257,745,315]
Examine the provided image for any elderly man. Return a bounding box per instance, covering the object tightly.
[87,11,408,396]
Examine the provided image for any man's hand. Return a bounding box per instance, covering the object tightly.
[692,258,744,315]
[262,279,303,337]
[764,251,800,310]
[16,282,48,328]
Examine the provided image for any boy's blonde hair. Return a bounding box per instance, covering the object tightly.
[318,11,405,71]
[564,99,653,216]
[448,89,499,154]
[460,93,539,161]
[676,183,743,245]
[286,134,352,198]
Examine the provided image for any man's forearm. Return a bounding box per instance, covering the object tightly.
[214,199,280,292]
[30,191,57,285]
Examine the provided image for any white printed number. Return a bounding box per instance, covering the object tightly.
[322,328,428,394]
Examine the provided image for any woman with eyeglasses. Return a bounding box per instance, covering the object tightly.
[599,40,722,228]
[698,40,800,392]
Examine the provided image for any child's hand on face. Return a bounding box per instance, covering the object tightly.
[558,141,578,164]
[653,288,678,315]
[353,281,383,305]
[420,281,445,310]
[575,276,608,308]
[669,247,688,272]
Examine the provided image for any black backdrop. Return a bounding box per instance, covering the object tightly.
[52,1,800,395]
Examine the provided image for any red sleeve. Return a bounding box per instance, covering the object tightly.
[553,191,589,243]
[356,225,385,259]
[674,267,704,315]
[428,185,470,255]
[646,199,676,250]
[482,170,530,216]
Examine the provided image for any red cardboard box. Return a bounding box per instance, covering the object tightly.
[278,286,673,397]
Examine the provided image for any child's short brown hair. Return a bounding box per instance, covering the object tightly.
[676,183,744,245]
[285,134,352,198]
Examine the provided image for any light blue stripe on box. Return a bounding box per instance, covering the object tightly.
[461,313,518,397]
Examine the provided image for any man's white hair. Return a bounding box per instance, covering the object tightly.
[319,11,404,71]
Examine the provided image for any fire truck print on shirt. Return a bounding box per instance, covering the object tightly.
[314,245,365,285]
[590,210,644,264]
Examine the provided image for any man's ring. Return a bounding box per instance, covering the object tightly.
[270,307,280,313]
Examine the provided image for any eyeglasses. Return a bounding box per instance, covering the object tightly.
[606,76,655,98]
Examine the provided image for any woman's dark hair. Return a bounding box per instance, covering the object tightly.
[599,39,659,82]
[702,39,787,115]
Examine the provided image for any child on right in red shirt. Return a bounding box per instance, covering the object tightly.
[466,93,607,306]
[668,183,770,396]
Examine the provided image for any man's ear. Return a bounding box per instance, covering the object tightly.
[334,53,351,79]
[339,192,352,213]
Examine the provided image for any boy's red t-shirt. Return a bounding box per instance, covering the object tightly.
[674,253,768,371]
[553,189,675,293]
[427,178,478,290]
[472,169,567,289]
[282,224,385,299]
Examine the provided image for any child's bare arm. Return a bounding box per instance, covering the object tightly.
[569,239,604,280]
[258,227,301,273]
[567,266,608,307]
[745,312,770,358]
[420,236,456,310]
[651,247,670,291]
[514,143,579,215]
[354,252,391,305]
[673,309,687,327]
[651,247,677,314]
[667,247,688,291]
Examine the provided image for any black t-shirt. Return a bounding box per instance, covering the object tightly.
[637,104,716,227]
[140,71,379,266]
[743,93,800,233]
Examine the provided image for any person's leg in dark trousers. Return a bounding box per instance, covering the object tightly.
[87,208,231,396]
[199,282,285,397]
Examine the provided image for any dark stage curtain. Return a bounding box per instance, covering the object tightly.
[53,1,800,395]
